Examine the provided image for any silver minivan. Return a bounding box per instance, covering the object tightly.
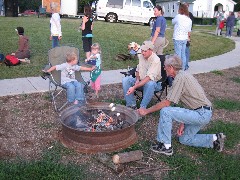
[96,0,155,24]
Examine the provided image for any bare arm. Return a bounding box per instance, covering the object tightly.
[46,66,56,73]
[80,66,95,71]
[151,27,160,44]
[81,16,88,30]
[91,23,93,31]
[135,71,140,82]
[188,32,191,41]
[137,99,171,116]
[89,55,97,59]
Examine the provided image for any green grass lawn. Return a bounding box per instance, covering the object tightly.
[0,16,235,79]
[0,120,239,179]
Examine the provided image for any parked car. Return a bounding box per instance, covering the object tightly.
[21,10,37,16]
[96,0,154,24]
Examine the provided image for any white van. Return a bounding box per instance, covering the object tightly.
[96,0,155,24]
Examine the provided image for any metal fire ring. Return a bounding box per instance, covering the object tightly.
[59,102,139,153]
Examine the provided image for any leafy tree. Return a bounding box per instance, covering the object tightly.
[232,0,240,11]
[18,0,41,12]
[78,0,98,13]
[151,0,156,6]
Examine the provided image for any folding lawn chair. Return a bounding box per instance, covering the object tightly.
[121,55,173,104]
[42,46,89,112]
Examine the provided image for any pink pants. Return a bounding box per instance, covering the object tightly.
[91,75,101,91]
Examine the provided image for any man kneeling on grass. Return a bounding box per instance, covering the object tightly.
[137,54,225,156]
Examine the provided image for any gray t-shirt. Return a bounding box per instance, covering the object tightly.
[56,63,81,85]
[166,70,212,109]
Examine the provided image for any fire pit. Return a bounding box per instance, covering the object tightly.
[59,102,139,153]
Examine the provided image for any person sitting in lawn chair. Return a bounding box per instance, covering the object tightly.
[43,51,95,105]
[122,41,162,109]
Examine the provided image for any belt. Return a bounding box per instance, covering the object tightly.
[194,106,212,111]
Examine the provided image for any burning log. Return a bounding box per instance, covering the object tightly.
[112,150,143,164]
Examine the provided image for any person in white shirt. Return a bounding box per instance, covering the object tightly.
[172,4,192,70]
[49,2,62,48]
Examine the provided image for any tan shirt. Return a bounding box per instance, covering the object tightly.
[166,70,212,109]
[136,53,161,81]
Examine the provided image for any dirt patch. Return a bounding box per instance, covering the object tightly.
[0,66,240,178]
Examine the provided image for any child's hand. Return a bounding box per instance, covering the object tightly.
[91,66,96,71]
[82,16,88,23]
[85,59,89,62]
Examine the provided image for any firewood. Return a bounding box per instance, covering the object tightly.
[112,150,143,164]
[95,153,124,174]
[130,165,182,176]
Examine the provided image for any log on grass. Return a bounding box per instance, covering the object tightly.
[95,153,124,173]
[112,150,143,164]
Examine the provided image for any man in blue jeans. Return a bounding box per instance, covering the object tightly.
[122,41,162,109]
[138,55,225,156]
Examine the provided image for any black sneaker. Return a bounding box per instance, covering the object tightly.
[150,141,173,156]
[213,133,226,152]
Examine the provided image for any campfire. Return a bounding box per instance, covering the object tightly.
[59,102,139,153]
[65,103,131,132]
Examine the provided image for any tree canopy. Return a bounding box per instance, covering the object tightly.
[18,0,239,13]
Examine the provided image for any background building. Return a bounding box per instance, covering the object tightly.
[156,0,236,18]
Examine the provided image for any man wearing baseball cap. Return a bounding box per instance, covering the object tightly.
[122,41,162,109]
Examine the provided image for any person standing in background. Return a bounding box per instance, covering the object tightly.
[151,5,167,55]
[0,0,4,16]
[172,4,192,70]
[215,13,222,36]
[81,5,94,59]
[49,2,62,48]
[225,12,236,37]
[184,3,193,70]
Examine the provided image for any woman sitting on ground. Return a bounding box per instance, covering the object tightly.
[11,27,30,63]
